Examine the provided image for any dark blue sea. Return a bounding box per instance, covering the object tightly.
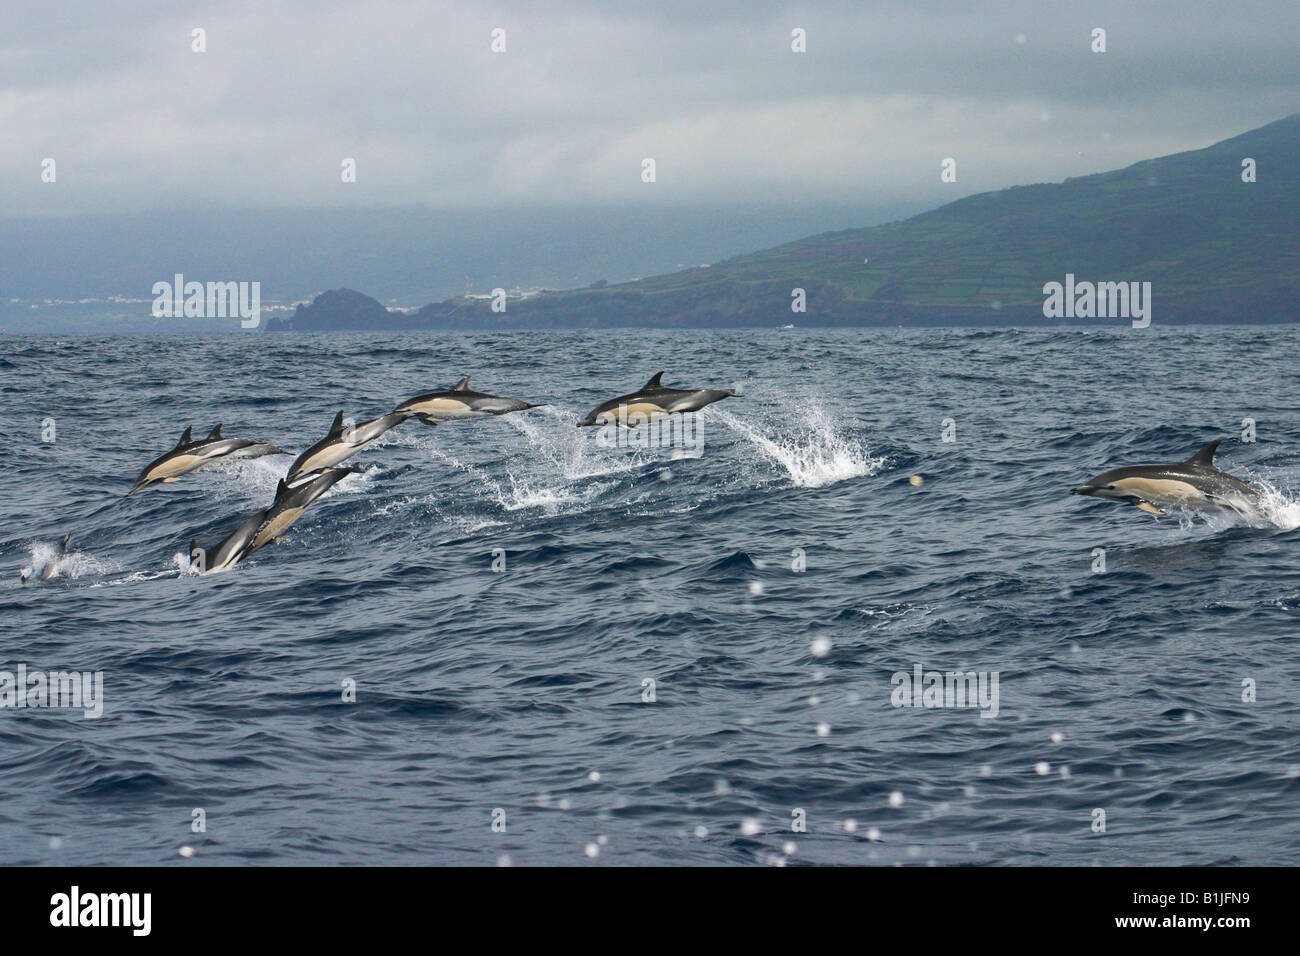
[3,327,1299,866]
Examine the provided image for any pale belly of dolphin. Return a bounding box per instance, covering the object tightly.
[401,397,477,419]
[146,453,206,481]
[1112,476,1207,506]
[296,442,363,474]
[250,507,305,551]
[598,401,667,425]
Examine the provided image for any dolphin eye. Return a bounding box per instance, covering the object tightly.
[1105,484,1117,490]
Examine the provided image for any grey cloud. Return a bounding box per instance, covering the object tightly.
[1,0,1297,216]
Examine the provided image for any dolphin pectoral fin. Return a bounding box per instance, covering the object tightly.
[162,477,181,483]
[1135,501,1164,516]
[415,415,440,428]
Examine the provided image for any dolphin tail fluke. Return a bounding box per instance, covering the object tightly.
[57,535,69,557]
[1187,439,1222,467]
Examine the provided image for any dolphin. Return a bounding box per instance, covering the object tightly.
[187,468,357,574]
[244,467,359,556]
[393,376,544,426]
[39,534,70,581]
[128,424,285,495]
[190,510,269,575]
[21,534,70,584]
[1069,439,1261,517]
[576,372,735,427]
[284,411,405,485]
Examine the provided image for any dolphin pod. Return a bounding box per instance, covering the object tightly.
[127,423,285,496]
[115,372,727,576]
[191,467,360,574]
[23,368,1264,583]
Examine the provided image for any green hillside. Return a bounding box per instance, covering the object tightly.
[282,113,1300,330]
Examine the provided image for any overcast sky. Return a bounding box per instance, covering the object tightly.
[3,0,1298,217]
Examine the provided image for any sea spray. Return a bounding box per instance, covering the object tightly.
[711,403,883,489]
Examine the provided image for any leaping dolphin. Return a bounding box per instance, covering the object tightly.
[576,372,735,428]
[284,411,405,485]
[1069,439,1261,517]
[393,376,544,426]
[244,467,359,556]
[189,467,358,574]
[128,424,285,496]
[190,510,269,575]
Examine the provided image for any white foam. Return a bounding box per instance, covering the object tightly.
[1234,479,1300,531]
[713,403,884,489]
[21,540,121,582]
[505,407,646,481]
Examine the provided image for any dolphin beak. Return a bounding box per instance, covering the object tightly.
[1069,487,1093,496]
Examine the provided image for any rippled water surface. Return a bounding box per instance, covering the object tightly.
[3,327,1299,865]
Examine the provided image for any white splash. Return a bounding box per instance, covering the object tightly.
[22,540,121,582]
[713,404,883,488]
[505,407,646,481]
[1170,475,1300,532]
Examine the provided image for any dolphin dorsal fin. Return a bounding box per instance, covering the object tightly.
[453,376,469,391]
[1187,439,1222,467]
[207,424,222,440]
[643,371,665,390]
[329,411,346,434]
[178,426,193,446]
[275,479,288,498]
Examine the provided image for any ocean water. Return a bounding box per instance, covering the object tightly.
[2,326,1299,866]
